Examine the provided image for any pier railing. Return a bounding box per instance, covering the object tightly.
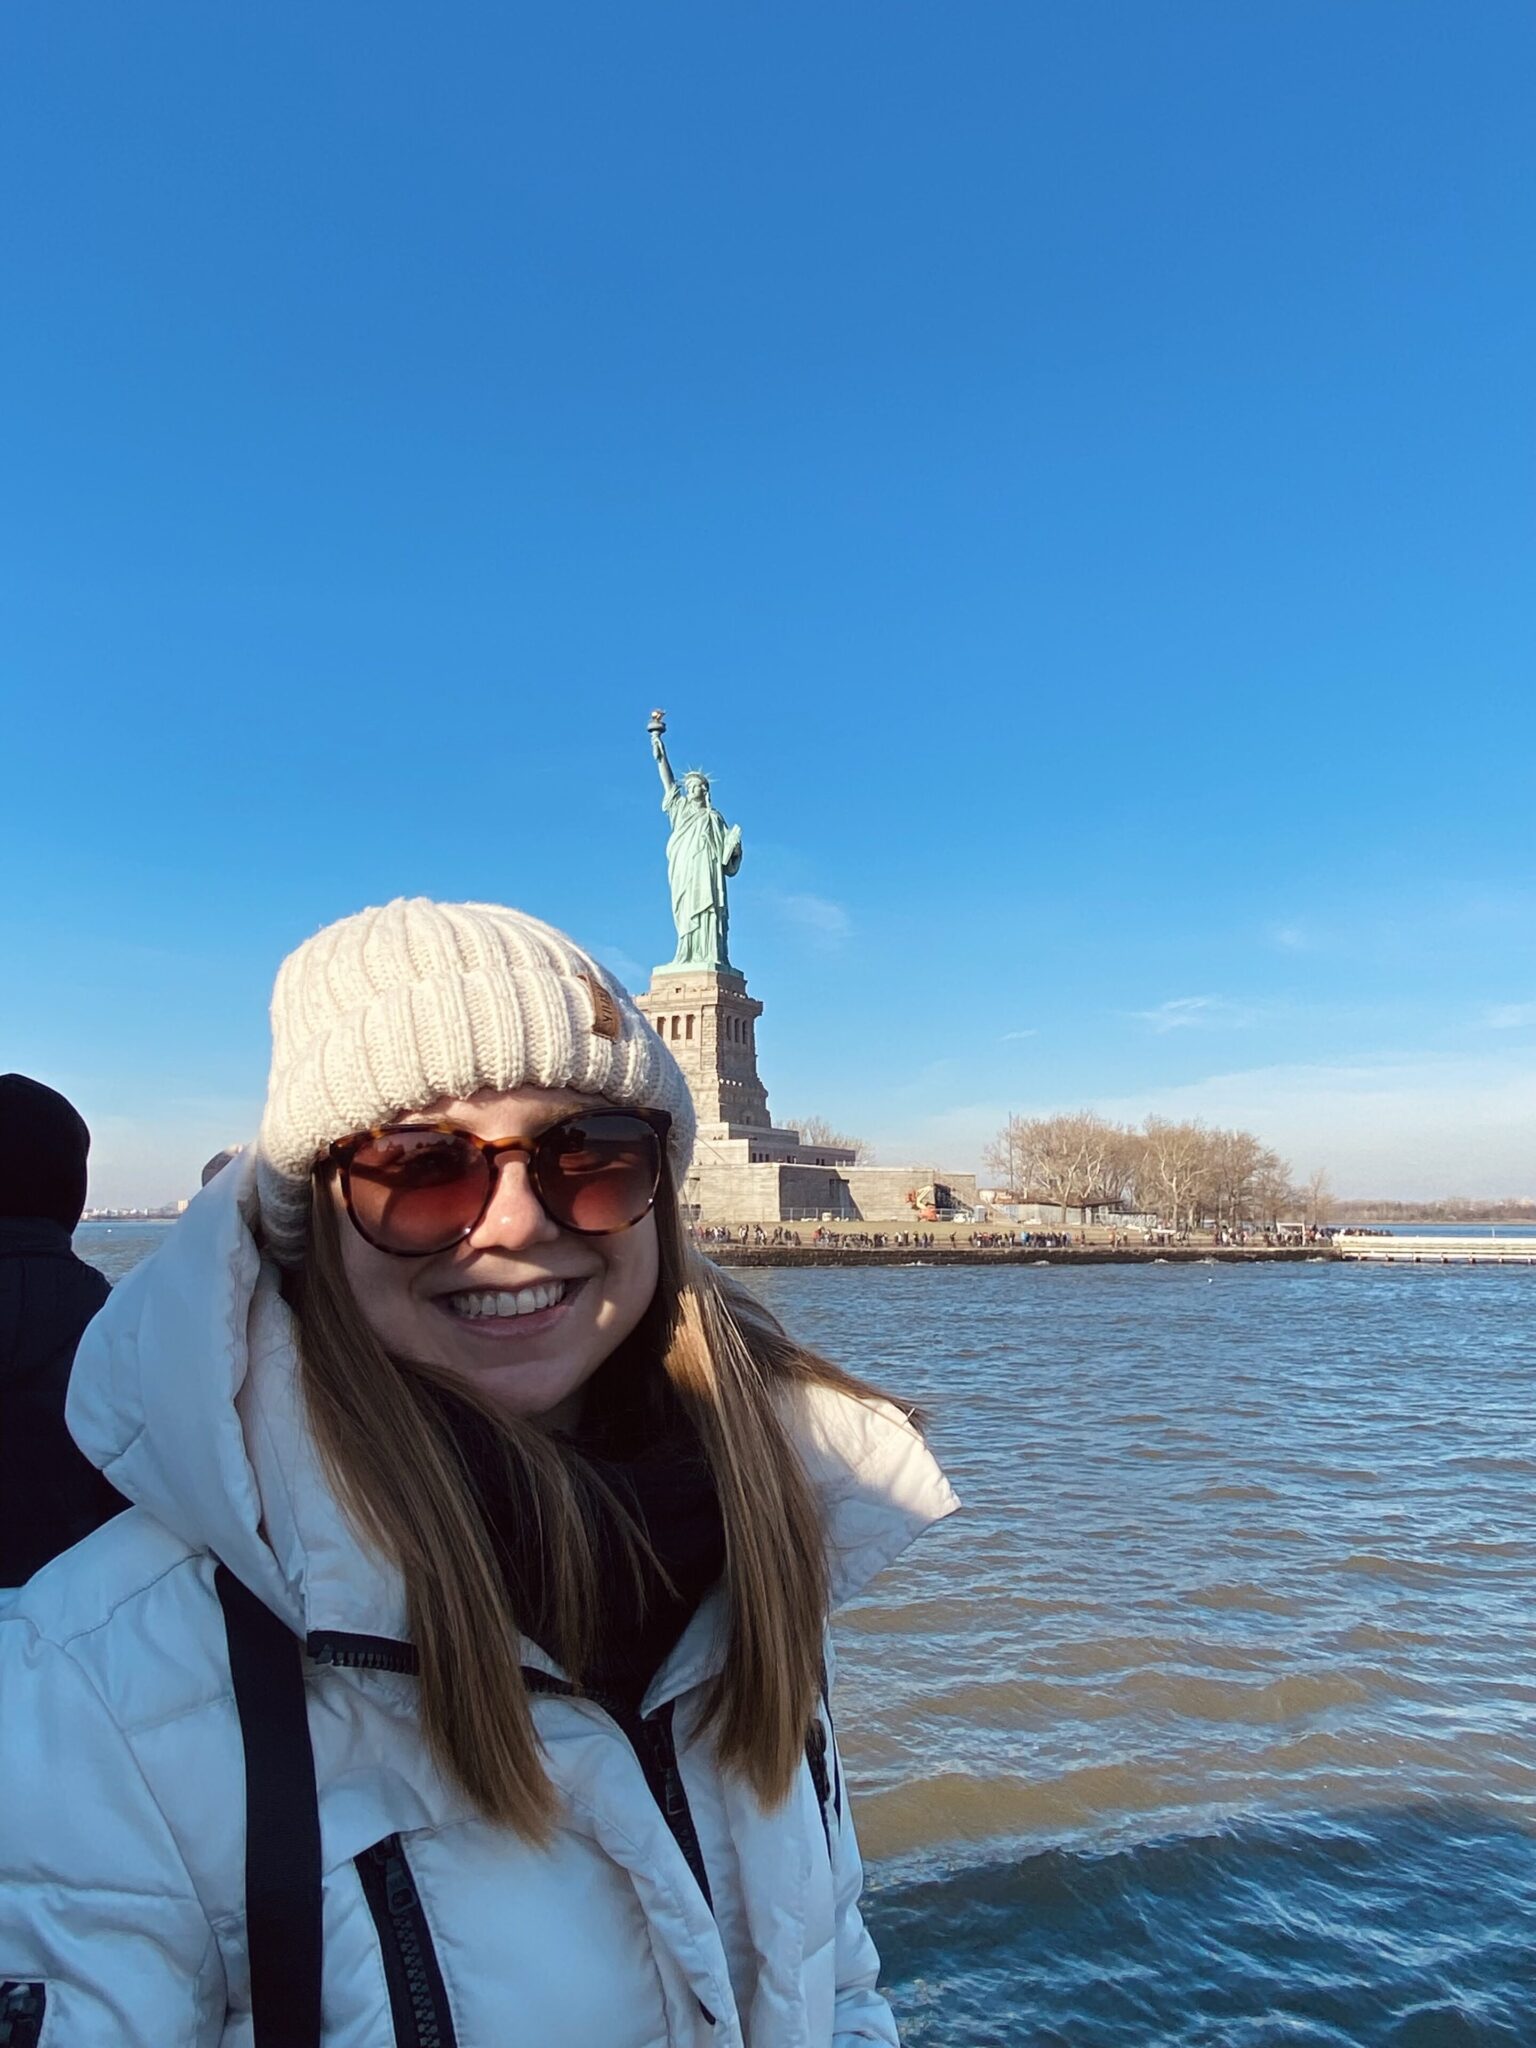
[1335,1232,1536,1265]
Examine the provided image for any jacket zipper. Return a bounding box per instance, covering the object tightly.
[356,1837,458,2048]
[804,1716,834,1853]
[0,1983,46,2048]
[307,1630,418,1673]
[631,1698,714,1910]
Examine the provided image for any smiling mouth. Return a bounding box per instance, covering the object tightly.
[439,1279,579,1322]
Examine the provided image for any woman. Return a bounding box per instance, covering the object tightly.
[0,898,957,2047]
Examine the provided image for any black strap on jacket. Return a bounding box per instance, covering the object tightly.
[215,1564,323,2048]
[803,1658,842,1855]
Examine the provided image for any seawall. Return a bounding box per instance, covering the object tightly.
[707,1244,1336,1269]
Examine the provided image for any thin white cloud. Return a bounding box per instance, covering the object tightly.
[1267,923,1311,953]
[998,1029,1038,1042]
[1132,996,1260,1032]
[768,891,852,947]
[1484,1002,1536,1030]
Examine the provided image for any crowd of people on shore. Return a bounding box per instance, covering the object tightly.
[691,1225,1097,1251]
[690,1222,1342,1254]
[1145,1224,1337,1248]
[809,1228,938,1248]
[691,1222,807,1246]
[968,1228,1077,1249]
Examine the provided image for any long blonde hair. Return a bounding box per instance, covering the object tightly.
[292,1172,896,1841]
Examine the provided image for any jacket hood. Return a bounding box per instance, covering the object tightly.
[0,1072,91,1230]
[67,1154,958,1645]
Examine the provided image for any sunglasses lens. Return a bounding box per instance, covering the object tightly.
[343,1128,488,1254]
[536,1113,663,1234]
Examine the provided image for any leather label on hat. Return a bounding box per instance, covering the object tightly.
[577,971,622,1041]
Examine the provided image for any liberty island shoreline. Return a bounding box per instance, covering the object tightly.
[709,1229,1536,1269]
[710,1240,1335,1268]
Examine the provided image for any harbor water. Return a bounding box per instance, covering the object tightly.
[80,1227,1536,2045]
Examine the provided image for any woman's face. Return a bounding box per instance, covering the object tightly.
[331,1085,661,1432]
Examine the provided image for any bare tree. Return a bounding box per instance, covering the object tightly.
[982,1114,1033,1199]
[1026,1113,1097,1223]
[1250,1152,1297,1227]
[1132,1118,1203,1231]
[984,1111,1137,1220]
[1303,1167,1334,1226]
[1208,1127,1256,1228]
[785,1115,867,1162]
[1202,1127,1293,1229]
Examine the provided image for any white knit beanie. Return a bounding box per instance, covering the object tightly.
[255,899,694,1264]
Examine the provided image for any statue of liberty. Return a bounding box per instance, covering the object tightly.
[648,710,742,971]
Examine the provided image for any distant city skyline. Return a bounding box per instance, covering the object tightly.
[2,2,1532,1207]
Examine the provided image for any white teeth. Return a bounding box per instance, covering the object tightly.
[444,1281,569,1321]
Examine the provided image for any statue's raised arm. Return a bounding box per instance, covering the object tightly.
[644,710,741,972]
[648,708,677,800]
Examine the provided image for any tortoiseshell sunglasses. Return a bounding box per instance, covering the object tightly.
[327,1108,670,1255]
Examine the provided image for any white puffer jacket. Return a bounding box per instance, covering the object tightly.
[0,1160,957,2047]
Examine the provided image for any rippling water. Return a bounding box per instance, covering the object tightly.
[84,1231,1536,2044]
[747,1263,1536,2047]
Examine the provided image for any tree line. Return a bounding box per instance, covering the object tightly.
[1332,1196,1536,1225]
[982,1110,1331,1229]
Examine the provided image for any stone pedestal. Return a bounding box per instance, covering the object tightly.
[636,964,859,1218]
[635,968,772,1133]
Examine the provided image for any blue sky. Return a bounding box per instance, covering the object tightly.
[2,1,1532,1205]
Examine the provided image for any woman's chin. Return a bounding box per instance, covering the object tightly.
[433,1337,595,1428]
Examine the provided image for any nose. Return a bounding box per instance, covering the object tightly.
[466,1151,561,1251]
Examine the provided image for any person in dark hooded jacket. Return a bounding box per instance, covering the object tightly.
[0,1073,126,1588]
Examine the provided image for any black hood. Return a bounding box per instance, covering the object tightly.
[0,1073,92,1231]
